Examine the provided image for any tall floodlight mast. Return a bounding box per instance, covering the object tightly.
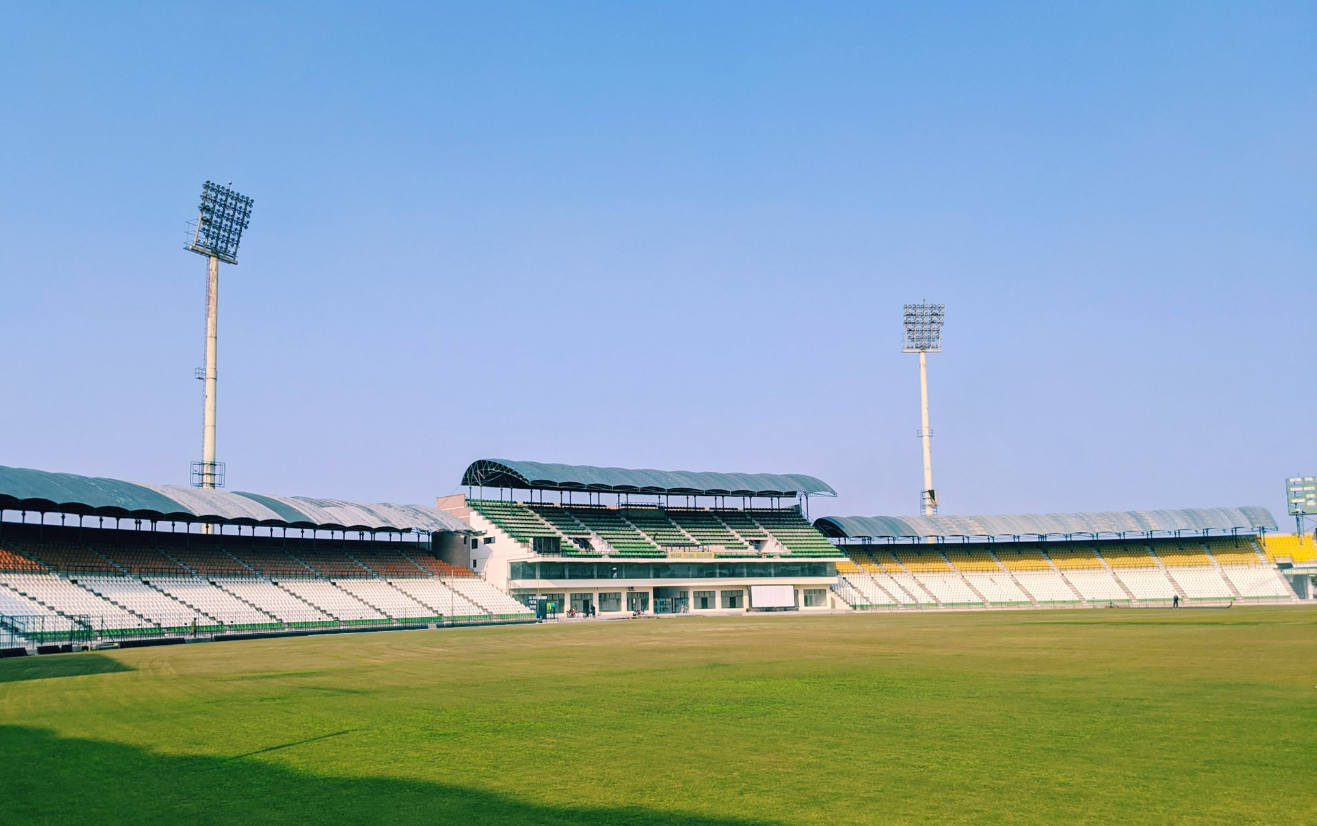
[185,181,254,497]
[903,303,945,516]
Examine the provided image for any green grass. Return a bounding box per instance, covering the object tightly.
[2,606,1315,825]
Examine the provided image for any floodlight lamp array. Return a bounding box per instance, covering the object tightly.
[902,303,945,352]
[187,181,254,264]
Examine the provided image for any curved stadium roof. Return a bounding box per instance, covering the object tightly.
[461,459,836,497]
[815,507,1278,539]
[0,465,469,533]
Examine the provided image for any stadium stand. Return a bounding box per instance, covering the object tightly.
[0,546,45,572]
[1108,568,1178,601]
[334,579,440,621]
[276,580,390,623]
[1060,569,1132,602]
[908,572,982,605]
[213,580,337,625]
[1009,570,1081,603]
[1096,543,1158,568]
[388,579,487,621]
[1164,567,1235,600]
[818,509,1295,610]
[960,572,1032,604]
[1221,566,1295,600]
[75,575,211,630]
[1043,544,1106,569]
[993,545,1053,571]
[0,519,531,639]
[1261,534,1317,563]
[449,578,536,617]
[148,577,278,628]
[1203,537,1265,566]
[621,507,697,548]
[1153,543,1214,566]
[666,509,750,550]
[889,547,953,572]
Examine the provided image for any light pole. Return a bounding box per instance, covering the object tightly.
[903,303,944,516]
[185,181,253,504]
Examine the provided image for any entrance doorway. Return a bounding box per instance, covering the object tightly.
[570,593,593,615]
[653,587,689,614]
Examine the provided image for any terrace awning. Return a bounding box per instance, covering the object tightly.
[0,464,470,533]
[461,459,836,497]
[814,507,1278,539]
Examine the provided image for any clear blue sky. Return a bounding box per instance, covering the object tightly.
[1,2,1313,523]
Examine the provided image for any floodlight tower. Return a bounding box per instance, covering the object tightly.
[185,181,254,493]
[903,303,945,516]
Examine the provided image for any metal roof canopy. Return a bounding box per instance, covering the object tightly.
[462,459,837,498]
[815,507,1279,540]
[0,465,469,534]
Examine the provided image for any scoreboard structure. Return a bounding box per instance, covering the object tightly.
[1286,476,1316,541]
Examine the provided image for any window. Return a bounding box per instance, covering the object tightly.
[694,590,715,610]
[598,592,622,612]
[720,589,743,609]
[803,588,828,607]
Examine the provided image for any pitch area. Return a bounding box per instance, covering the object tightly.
[4,607,1315,825]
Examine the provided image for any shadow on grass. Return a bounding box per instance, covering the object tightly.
[0,653,134,683]
[2,726,774,826]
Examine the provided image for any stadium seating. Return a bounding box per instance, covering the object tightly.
[223,546,317,577]
[1044,544,1106,569]
[469,500,560,542]
[0,524,531,636]
[148,577,278,628]
[75,575,211,630]
[528,505,593,538]
[942,546,1002,572]
[563,508,662,557]
[212,579,336,625]
[1165,567,1234,600]
[8,540,118,573]
[621,508,697,548]
[0,585,74,627]
[1203,537,1264,566]
[959,572,1031,604]
[713,510,767,541]
[993,545,1053,571]
[1221,566,1295,599]
[275,580,388,623]
[348,546,431,577]
[1098,543,1158,568]
[285,547,372,578]
[0,545,46,572]
[1110,568,1178,601]
[1261,535,1317,563]
[836,556,864,575]
[388,579,488,620]
[0,573,150,631]
[837,574,900,607]
[912,573,983,605]
[666,509,749,550]
[1152,543,1214,566]
[1010,570,1081,603]
[166,545,254,576]
[448,578,534,617]
[749,510,840,556]
[1057,569,1131,602]
[890,547,953,573]
[333,579,440,621]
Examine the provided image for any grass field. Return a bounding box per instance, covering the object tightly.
[3,606,1315,825]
